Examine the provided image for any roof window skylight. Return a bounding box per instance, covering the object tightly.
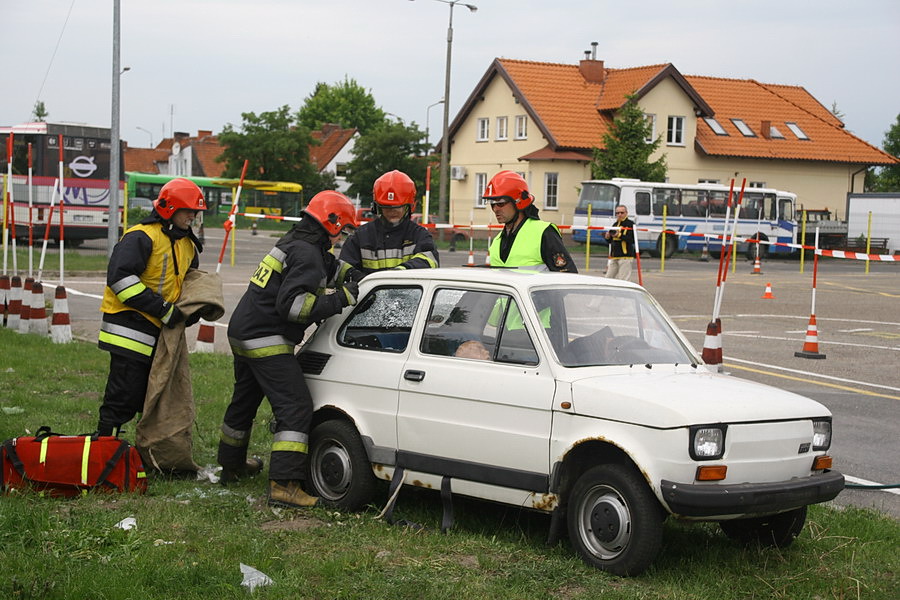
[785,122,809,140]
[768,124,785,139]
[704,118,728,136]
[731,119,756,137]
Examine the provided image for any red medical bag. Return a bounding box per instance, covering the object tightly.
[1,427,148,497]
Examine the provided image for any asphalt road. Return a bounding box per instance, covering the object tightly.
[41,228,900,519]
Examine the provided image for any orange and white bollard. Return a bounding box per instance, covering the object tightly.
[6,276,22,331]
[193,318,216,353]
[0,274,9,326]
[700,320,722,368]
[18,278,33,334]
[50,285,73,343]
[795,314,826,359]
[29,281,48,336]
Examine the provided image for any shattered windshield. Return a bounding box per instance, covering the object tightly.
[531,287,696,367]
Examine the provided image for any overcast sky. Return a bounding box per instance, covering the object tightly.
[2,0,898,152]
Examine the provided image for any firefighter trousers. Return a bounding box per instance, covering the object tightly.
[217,353,313,481]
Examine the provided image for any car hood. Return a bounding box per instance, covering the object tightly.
[567,367,830,427]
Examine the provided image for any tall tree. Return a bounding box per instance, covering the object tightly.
[591,93,667,181]
[296,77,385,135]
[217,105,318,185]
[345,120,430,207]
[868,114,900,192]
[31,101,48,122]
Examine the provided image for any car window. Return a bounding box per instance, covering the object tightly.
[532,287,694,367]
[421,288,539,365]
[337,286,422,352]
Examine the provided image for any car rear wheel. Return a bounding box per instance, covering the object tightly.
[307,420,378,510]
[719,506,807,547]
[566,464,663,576]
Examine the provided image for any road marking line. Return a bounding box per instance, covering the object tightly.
[844,475,900,496]
[723,359,900,400]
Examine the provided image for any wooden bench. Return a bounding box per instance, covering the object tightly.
[843,237,890,254]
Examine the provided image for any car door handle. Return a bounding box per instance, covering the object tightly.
[404,370,425,382]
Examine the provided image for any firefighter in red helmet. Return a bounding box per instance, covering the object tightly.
[339,170,439,276]
[97,178,206,440]
[483,171,576,272]
[218,190,362,508]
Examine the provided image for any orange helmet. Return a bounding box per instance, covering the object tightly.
[482,170,533,210]
[154,178,206,219]
[303,190,359,236]
[373,170,416,208]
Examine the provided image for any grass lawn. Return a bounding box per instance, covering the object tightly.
[0,329,897,599]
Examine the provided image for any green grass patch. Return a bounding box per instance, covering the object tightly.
[0,329,897,598]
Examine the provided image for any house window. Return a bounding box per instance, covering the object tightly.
[731,119,756,137]
[785,122,809,140]
[335,163,348,177]
[476,118,489,142]
[769,124,785,139]
[666,116,685,145]
[698,179,720,184]
[644,114,657,143]
[749,181,767,188]
[514,115,528,139]
[544,173,559,210]
[704,118,728,136]
[475,172,488,207]
[496,116,508,141]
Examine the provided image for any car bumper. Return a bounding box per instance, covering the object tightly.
[660,470,844,517]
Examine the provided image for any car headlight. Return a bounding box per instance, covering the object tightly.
[689,425,727,460]
[812,419,832,451]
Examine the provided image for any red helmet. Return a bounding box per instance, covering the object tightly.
[304,190,359,236]
[373,170,416,208]
[482,170,533,210]
[153,178,206,219]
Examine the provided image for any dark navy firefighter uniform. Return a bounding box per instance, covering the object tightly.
[217,217,359,482]
[339,216,439,275]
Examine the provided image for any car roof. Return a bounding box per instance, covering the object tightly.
[362,267,643,292]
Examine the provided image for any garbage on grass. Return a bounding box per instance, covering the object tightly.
[114,517,136,531]
[240,563,273,592]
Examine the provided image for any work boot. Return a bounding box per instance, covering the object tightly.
[220,456,265,485]
[267,480,318,508]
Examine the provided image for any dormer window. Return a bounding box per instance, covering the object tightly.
[731,119,756,137]
[704,118,728,136]
[785,122,809,140]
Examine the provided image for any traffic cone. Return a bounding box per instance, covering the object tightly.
[29,281,48,336]
[193,318,216,353]
[795,314,826,359]
[18,278,33,334]
[0,274,9,326]
[466,249,475,266]
[751,255,762,274]
[761,282,775,299]
[699,243,710,262]
[700,320,722,368]
[6,276,22,331]
[51,285,73,344]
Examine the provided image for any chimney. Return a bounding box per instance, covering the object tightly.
[579,58,605,84]
[591,41,598,60]
[196,130,212,139]
[760,120,771,139]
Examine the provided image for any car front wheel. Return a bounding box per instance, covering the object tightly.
[566,464,663,576]
[307,420,378,510]
[719,506,807,547]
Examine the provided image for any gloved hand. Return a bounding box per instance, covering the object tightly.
[339,281,359,307]
[347,268,366,284]
[162,304,185,328]
[185,311,202,327]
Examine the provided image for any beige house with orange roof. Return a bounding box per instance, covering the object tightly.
[441,55,898,228]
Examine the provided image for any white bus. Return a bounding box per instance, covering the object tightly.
[571,179,798,257]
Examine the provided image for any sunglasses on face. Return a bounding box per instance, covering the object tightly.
[488,197,513,208]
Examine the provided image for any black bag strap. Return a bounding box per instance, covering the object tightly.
[34,426,64,442]
[93,440,131,490]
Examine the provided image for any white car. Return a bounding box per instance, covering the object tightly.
[298,268,843,576]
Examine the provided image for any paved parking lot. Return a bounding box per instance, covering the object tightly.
[49,228,900,518]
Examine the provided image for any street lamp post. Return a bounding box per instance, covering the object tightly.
[411,0,477,223]
[425,99,444,150]
[136,126,153,148]
[108,0,122,257]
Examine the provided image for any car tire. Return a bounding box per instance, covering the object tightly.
[656,233,677,258]
[566,464,663,576]
[307,420,378,510]
[719,506,807,548]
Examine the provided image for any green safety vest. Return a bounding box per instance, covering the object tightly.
[490,218,557,269]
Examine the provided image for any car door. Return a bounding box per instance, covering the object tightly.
[396,286,555,494]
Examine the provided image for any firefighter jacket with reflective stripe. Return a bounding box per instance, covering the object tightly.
[339,217,439,275]
[227,217,352,358]
[490,217,577,272]
[608,217,636,259]
[99,221,199,361]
